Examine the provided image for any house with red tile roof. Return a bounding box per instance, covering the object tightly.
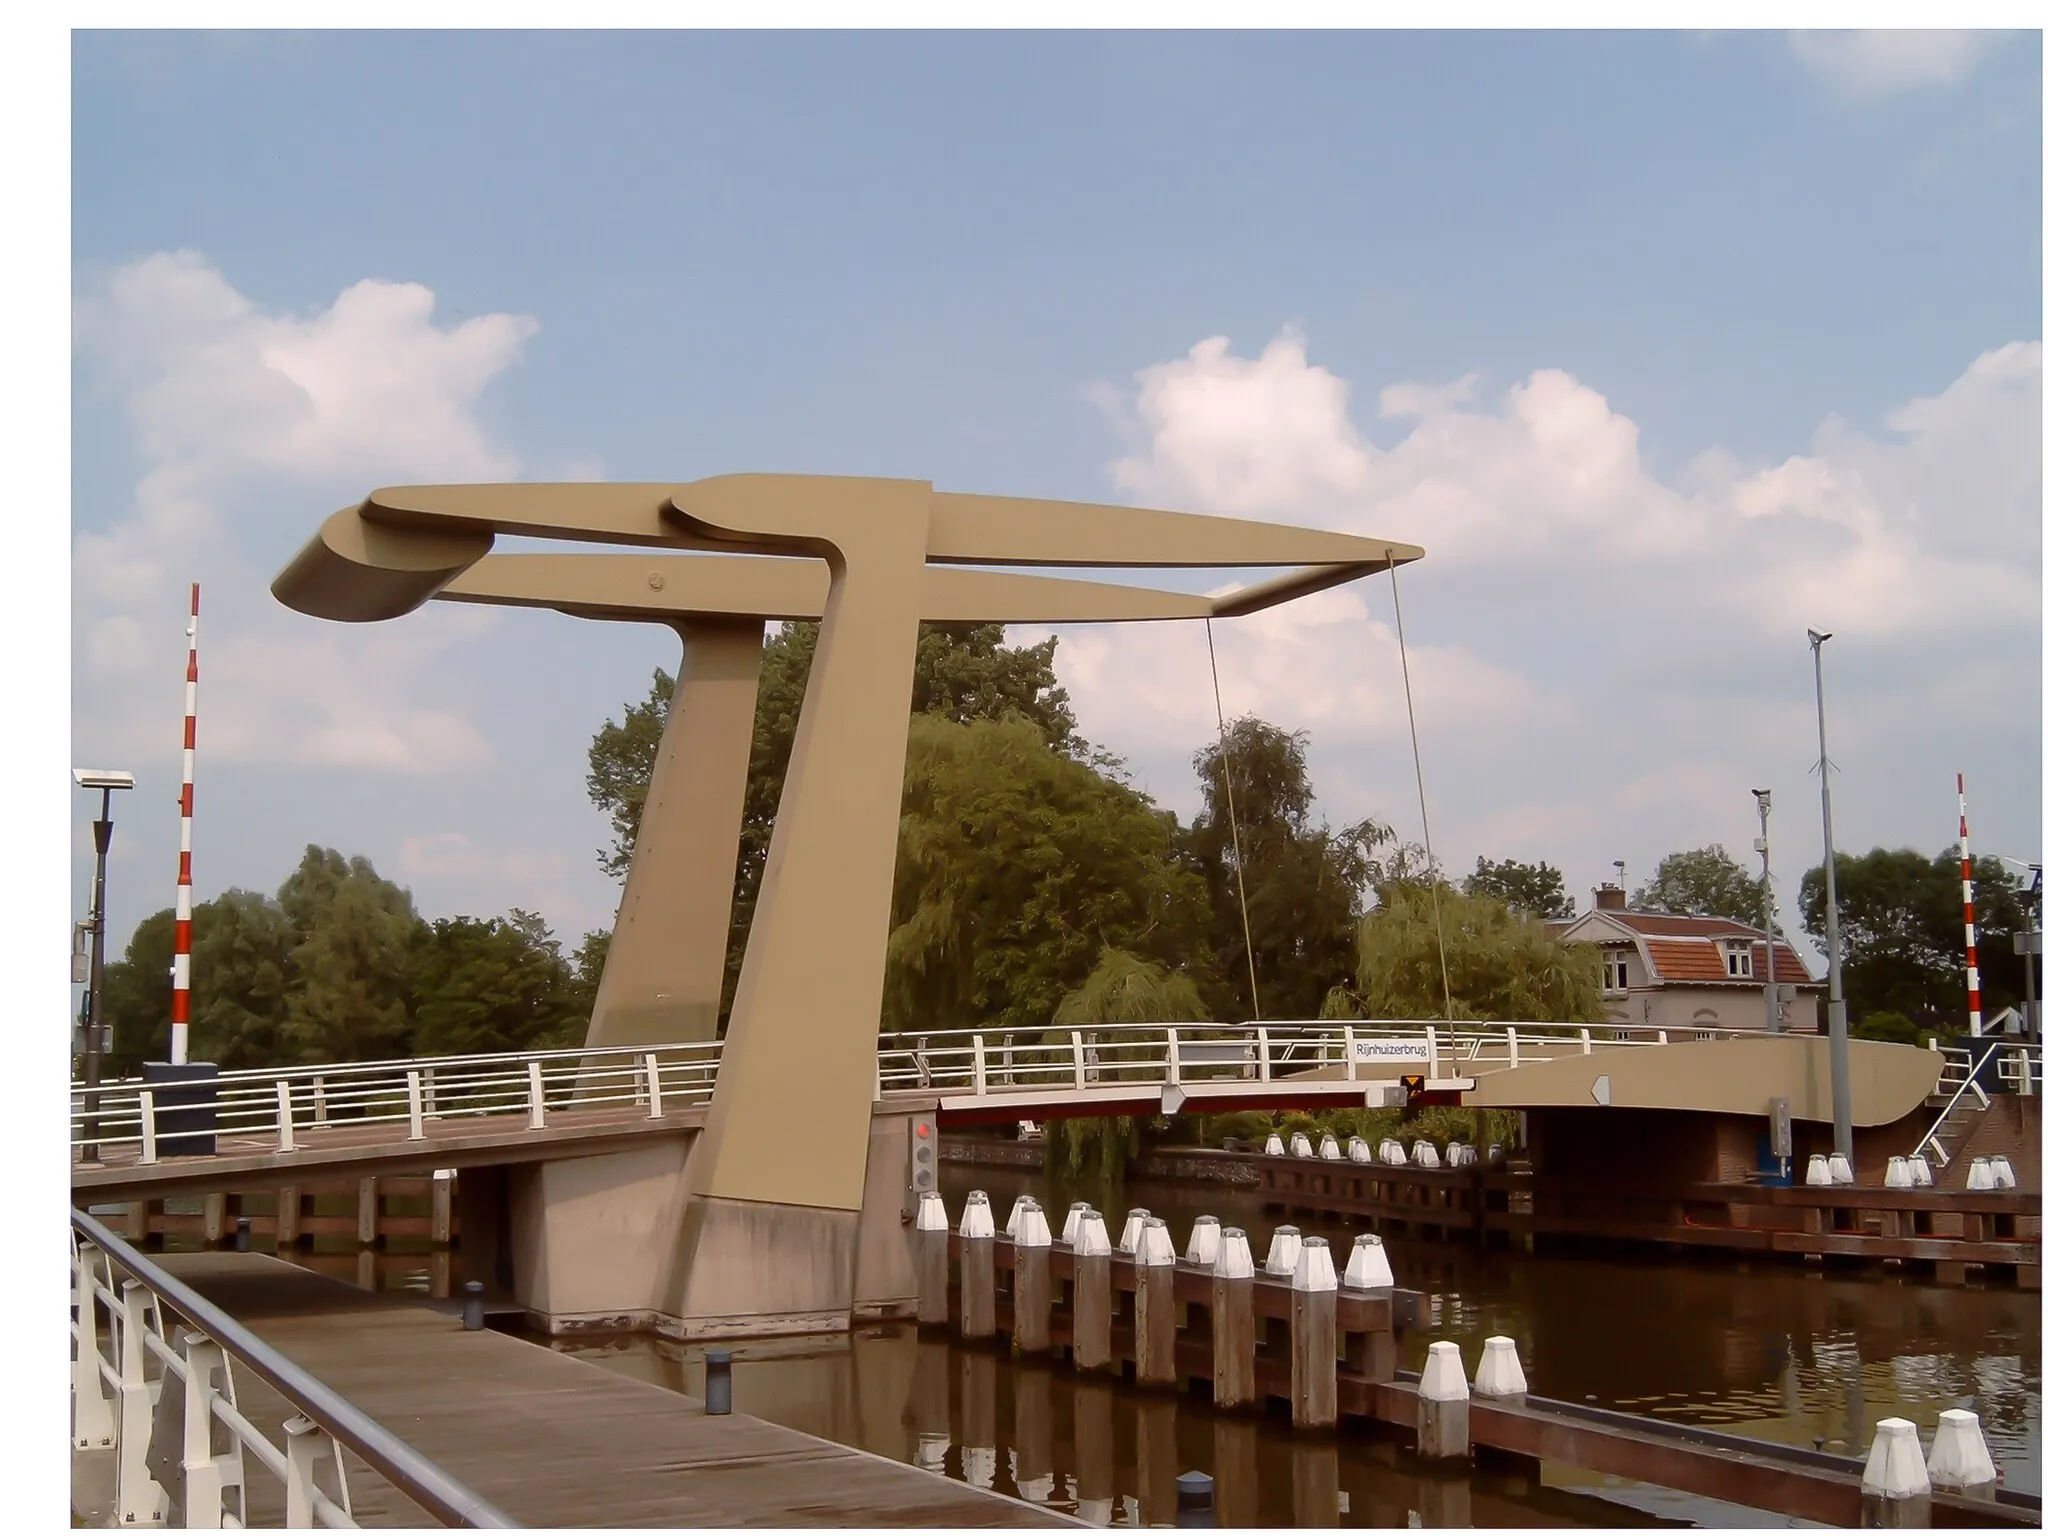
[1552,884,1821,1034]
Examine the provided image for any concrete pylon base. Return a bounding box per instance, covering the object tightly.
[664,1194,861,1340]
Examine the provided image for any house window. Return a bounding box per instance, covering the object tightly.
[1602,951,1630,993]
[1723,943,1753,979]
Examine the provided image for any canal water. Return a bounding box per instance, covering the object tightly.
[261,1161,2041,1528]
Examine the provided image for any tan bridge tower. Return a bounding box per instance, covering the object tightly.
[274,477,1421,1336]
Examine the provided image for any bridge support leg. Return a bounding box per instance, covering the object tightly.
[584,620,764,1051]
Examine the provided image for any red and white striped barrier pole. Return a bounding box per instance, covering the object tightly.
[170,583,199,1066]
[1959,772,1982,1039]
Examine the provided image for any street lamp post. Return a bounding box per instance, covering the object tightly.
[1807,633,1853,1169]
[74,768,134,1164]
[1753,789,1780,1034]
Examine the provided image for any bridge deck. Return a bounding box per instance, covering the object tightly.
[131,1253,1073,1528]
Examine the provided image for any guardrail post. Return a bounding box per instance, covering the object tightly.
[1212,1227,1256,1410]
[1071,1031,1087,1088]
[1133,1218,1177,1387]
[406,1070,426,1142]
[283,1414,351,1528]
[960,1191,997,1341]
[1342,1025,1357,1081]
[181,1331,246,1527]
[72,1242,116,1449]
[275,1079,296,1154]
[1289,1237,1338,1430]
[1426,1026,1440,1080]
[1581,1026,1594,1055]
[139,1089,158,1165]
[1166,1027,1181,1085]
[421,1066,437,1118]
[1256,1027,1271,1082]
[972,1034,987,1098]
[644,1052,664,1119]
[527,1060,547,1129]
[1013,1201,1052,1356]
[1506,1027,1519,1069]
[311,1076,328,1124]
[117,1280,168,1527]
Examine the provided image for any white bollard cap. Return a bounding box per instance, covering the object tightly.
[1909,1154,1933,1187]
[1967,1157,1995,1191]
[1015,1201,1053,1248]
[1135,1216,1177,1267]
[1926,1408,1998,1490]
[1074,1210,1112,1258]
[1185,1215,1221,1266]
[1487,1143,1505,1163]
[1828,1152,1854,1186]
[1861,1417,1931,1500]
[1806,1154,1833,1187]
[916,1189,950,1232]
[1290,1131,1315,1158]
[1215,1226,1256,1280]
[1990,1155,2016,1190]
[1348,1136,1372,1163]
[1061,1203,1092,1245]
[1884,1156,1913,1189]
[1383,1141,1409,1167]
[1419,1340,1469,1402]
[1474,1336,1528,1398]
[1414,1142,1442,1169]
[1265,1224,1303,1278]
[1118,1208,1151,1254]
[961,1190,996,1239]
[1342,1233,1395,1290]
[1004,1195,1034,1238]
[1293,1235,1338,1291]
[1264,1133,1285,1157]
[1319,1133,1343,1160]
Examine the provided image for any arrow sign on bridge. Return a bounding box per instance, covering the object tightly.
[1591,1073,1612,1107]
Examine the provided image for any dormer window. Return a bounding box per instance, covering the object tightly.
[1722,941,1754,979]
[1602,950,1630,993]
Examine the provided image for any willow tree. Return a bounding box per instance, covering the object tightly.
[1043,947,1211,1188]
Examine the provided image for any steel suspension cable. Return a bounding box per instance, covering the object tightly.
[1205,617,1262,1021]
[1385,550,1455,1027]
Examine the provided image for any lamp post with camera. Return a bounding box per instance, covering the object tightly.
[74,768,134,1164]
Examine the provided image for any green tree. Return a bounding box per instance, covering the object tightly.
[187,889,293,1070]
[1853,1010,1928,1046]
[885,715,1210,1035]
[408,910,585,1058]
[1463,856,1575,920]
[1185,716,1390,1022]
[1328,884,1605,1023]
[1632,845,1767,926]
[276,847,421,1064]
[1798,845,2029,1026]
[587,622,1081,1025]
[98,907,176,1076]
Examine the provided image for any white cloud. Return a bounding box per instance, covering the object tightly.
[400,831,569,887]
[1788,30,2002,100]
[72,253,538,777]
[1072,328,2041,915]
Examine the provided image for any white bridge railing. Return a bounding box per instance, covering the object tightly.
[70,1207,513,1527]
[73,1042,721,1165]
[874,1018,1737,1098]
[73,1020,1737,1163]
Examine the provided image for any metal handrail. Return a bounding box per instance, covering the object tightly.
[1914,1047,2001,1163]
[73,1207,517,1527]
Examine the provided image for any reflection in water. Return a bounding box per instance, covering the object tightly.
[245,1159,2039,1526]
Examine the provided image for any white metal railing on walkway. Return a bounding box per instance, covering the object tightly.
[72,1042,721,1165]
[73,1020,1739,1164]
[70,1207,514,1528]
[1916,1041,2040,1168]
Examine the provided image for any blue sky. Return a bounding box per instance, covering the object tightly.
[70,29,2043,969]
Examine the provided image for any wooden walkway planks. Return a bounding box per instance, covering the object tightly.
[152,1253,1074,1528]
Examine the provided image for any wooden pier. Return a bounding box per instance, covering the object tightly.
[80,1252,1075,1529]
[917,1197,2041,1529]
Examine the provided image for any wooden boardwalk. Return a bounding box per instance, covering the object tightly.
[131,1254,1074,1528]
